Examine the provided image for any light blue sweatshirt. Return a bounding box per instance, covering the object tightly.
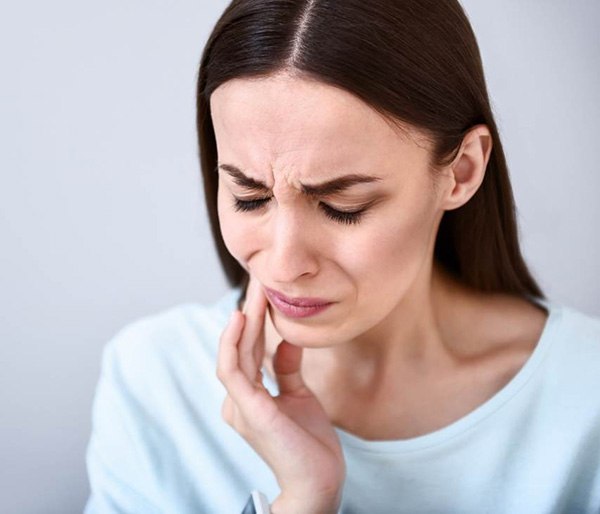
[84,289,600,513]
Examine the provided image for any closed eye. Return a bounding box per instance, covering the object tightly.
[232,197,270,212]
[319,203,365,225]
[232,196,366,225]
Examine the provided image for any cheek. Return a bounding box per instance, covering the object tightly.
[217,190,254,265]
[344,203,436,289]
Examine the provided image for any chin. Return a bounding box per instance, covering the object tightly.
[270,312,347,349]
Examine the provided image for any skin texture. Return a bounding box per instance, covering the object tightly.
[212,72,548,511]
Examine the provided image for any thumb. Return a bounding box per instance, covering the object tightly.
[273,341,308,396]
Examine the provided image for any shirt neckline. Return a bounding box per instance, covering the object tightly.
[335,298,563,454]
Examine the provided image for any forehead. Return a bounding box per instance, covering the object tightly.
[210,73,429,182]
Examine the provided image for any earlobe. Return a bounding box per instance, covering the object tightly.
[442,124,493,211]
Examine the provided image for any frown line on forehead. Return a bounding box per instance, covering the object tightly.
[218,163,382,197]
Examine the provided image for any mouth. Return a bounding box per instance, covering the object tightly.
[264,287,334,318]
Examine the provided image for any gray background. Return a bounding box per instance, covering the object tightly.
[0,1,598,512]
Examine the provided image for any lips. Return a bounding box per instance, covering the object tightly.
[263,287,334,319]
[265,287,332,307]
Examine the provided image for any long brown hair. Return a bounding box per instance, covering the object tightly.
[196,0,544,304]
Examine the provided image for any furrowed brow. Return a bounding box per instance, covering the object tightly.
[218,164,270,192]
[301,175,381,196]
[218,163,381,196]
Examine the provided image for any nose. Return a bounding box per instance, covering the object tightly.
[266,206,320,284]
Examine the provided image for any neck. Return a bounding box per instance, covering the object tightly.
[262,262,477,392]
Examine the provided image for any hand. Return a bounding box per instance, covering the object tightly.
[217,275,346,514]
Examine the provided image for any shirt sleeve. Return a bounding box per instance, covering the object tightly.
[83,331,165,514]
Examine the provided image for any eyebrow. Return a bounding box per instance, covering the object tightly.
[217,163,382,196]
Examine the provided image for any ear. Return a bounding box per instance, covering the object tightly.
[440,124,493,211]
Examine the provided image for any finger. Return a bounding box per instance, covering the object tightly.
[216,310,245,383]
[239,276,268,382]
[261,305,279,366]
[252,300,270,380]
[272,341,308,396]
[217,310,271,413]
[221,394,234,425]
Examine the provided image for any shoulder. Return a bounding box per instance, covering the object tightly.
[535,302,600,415]
[479,294,600,365]
[106,289,239,366]
[86,289,277,509]
[97,288,241,405]
[89,287,241,460]
[546,303,600,368]
[558,304,600,339]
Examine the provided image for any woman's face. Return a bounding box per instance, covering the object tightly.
[211,73,447,348]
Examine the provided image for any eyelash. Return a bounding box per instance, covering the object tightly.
[232,197,366,225]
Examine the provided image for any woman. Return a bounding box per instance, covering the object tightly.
[85,1,600,513]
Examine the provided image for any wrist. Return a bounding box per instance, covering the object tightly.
[270,490,341,514]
